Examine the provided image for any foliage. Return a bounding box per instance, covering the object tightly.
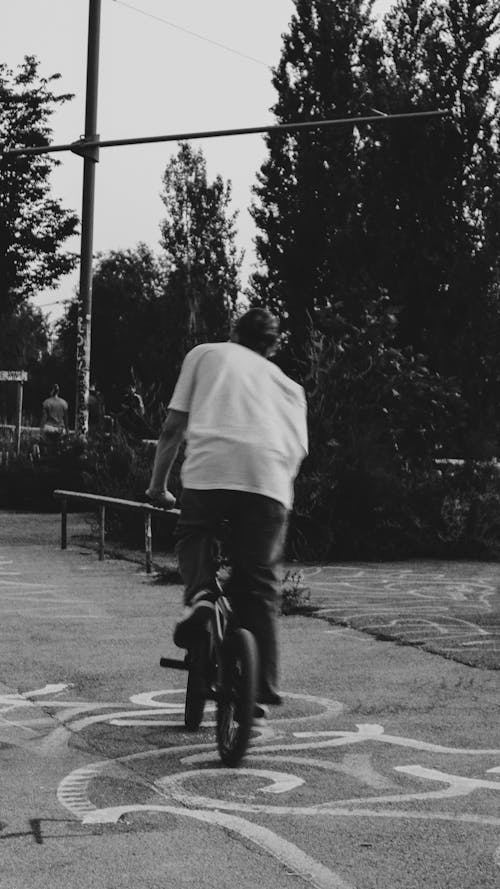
[366,0,500,438]
[290,453,500,562]
[0,431,85,511]
[55,244,164,418]
[79,430,180,547]
[250,0,383,351]
[3,423,500,562]
[0,56,78,323]
[82,431,155,502]
[304,300,464,461]
[52,143,242,426]
[0,302,51,419]
[158,142,242,383]
[250,0,500,450]
[288,304,467,559]
[280,569,312,614]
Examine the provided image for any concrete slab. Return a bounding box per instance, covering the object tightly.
[1,511,500,889]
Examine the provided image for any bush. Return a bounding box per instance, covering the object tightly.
[0,431,86,511]
[280,569,312,614]
[285,310,484,561]
[80,428,180,549]
[4,418,500,564]
[289,459,500,561]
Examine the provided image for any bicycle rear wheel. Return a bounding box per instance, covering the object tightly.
[216,627,258,766]
[185,631,210,731]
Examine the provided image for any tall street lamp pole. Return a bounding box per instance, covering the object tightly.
[74,0,101,437]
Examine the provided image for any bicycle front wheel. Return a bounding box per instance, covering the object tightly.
[185,631,210,731]
[216,627,258,767]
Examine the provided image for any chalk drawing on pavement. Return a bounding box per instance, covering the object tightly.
[301,565,500,659]
[3,683,499,885]
[34,687,500,885]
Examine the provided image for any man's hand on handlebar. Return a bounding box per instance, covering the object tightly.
[145,488,177,509]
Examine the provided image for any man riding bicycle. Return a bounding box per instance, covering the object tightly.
[146,307,308,709]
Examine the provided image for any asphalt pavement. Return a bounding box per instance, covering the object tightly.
[1,511,499,889]
[300,562,500,671]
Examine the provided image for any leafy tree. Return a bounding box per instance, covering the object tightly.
[251,0,500,450]
[250,0,382,353]
[55,244,163,418]
[0,302,50,420]
[290,300,464,558]
[54,143,242,432]
[0,302,49,368]
[363,0,500,421]
[159,141,242,362]
[0,56,78,327]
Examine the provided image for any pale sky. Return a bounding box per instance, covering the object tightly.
[2,0,393,321]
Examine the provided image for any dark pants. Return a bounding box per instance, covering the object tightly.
[175,488,288,702]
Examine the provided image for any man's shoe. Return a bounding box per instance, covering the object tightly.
[254,703,269,721]
[173,594,215,648]
[257,691,283,706]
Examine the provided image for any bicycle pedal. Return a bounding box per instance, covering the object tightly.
[159,656,189,671]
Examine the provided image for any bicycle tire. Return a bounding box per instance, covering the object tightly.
[216,627,258,767]
[184,631,210,731]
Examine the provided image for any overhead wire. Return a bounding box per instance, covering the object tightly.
[110,0,271,69]
[35,298,74,308]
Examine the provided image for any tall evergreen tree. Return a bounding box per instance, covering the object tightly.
[250,0,382,353]
[362,0,500,446]
[159,142,242,358]
[365,0,500,371]
[251,0,500,446]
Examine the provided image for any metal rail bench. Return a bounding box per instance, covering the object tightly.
[53,489,179,573]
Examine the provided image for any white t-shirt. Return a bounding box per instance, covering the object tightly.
[168,342,308,509]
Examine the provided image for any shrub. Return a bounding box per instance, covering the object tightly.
[80,428,181,549]
[280,569,312,614]
[289,459,500,561]
[0,430,86,511]
[286,308,477,561]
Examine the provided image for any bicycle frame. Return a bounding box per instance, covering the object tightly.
[206,594,233,698]
[161,584,258,764]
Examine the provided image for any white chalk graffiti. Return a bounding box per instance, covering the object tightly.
[302,565,500,658]
[40,687,500,885]
[2,684,499,887]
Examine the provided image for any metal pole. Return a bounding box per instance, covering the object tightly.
[15,381,23,456]
[75,0,102,438]
[61,497,68,550]
[99,503,105,560]
[144,511,152,574]
[3,109,450,158]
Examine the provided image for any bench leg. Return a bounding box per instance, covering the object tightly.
[144,512,152,574]
[61,498,67,550]
[99,504,105,561]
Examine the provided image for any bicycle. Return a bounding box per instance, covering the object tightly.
[160,586,259,767]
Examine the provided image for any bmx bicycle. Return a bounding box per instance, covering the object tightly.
[160,588,259,767]
[145,495,259,766]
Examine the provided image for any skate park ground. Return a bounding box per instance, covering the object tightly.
[1,510,499,889]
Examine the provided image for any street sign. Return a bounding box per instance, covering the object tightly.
[0,371,28,382]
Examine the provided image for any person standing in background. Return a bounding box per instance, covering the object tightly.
[40,384,68,451]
